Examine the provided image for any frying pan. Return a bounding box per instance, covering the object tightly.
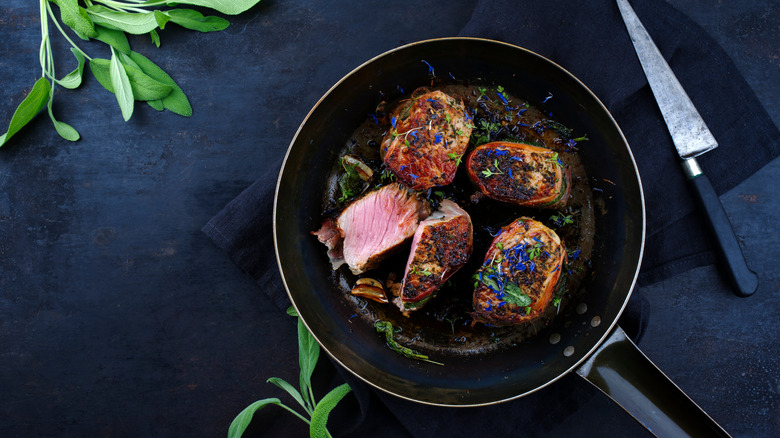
[274,38,728,436]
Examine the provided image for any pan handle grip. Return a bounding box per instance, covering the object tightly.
[575,325,730,437]
[683,158,758,297]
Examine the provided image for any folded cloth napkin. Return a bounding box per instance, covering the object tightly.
[203,0,778,435]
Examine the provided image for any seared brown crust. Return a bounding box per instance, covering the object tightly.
[381,89,473,191]
[472,217,565,326]
[466,141,571,209]
[400,213,472,307]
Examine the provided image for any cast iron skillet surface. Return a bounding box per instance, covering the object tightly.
[274,38,644,406]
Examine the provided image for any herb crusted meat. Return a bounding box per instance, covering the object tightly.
[394,199,473,313]
[466,141,571,209]
[472,217,566,326]
[381,89,473,191]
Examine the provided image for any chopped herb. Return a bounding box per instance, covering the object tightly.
[547,152,562,167]
[337,159,363,202]
[410,265,432,276]
[379,168,395,183]
[549,212,574,227]
[503,282,532,307]
[481,167,502,178]
[496,85,508,105]
[527,242,543,260]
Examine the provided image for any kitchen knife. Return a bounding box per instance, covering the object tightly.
[616,0,757,297]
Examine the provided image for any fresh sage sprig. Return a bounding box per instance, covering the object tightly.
[228,307,352,438]
[1,0,262,147]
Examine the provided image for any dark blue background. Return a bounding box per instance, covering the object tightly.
[1,1,777,436]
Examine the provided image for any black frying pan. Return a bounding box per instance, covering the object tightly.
[274,38,728,436]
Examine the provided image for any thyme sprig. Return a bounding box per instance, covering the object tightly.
[375,321,443,366]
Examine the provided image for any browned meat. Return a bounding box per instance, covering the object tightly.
[331,182,431,275]
[394,200,473,313]
[472,217,566,326]
[466,141,571,209]
[311,217,345,270]
[381,89,473,191]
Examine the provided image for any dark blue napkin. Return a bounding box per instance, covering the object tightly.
[203,0,778,435]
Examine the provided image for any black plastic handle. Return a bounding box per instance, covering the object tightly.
[685,159,758,297]
[576,326,731,437]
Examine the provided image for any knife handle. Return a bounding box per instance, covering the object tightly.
[683,158,758,297]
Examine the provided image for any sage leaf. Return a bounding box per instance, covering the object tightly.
[91,57,173,101]
[109,48,134,121]
[56,48,86,89]
[267,377,309,412]
[163,9,229,32]
[153,10,171,30]
[297,317,320,408]
[150,29,161,48]
[127,51,192,116]
[140,0,261,15]
[503,282,532,307]
[227,398,283,438]
[147,100,164,111]
[53,0,98,39]
[118,51,142,70]
[93,25,131,54]
[309,383,352,438]
[87,5,158,35]
[0,77,51,147]
[47,101,80,142]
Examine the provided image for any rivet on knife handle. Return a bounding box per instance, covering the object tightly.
[617,0,758,297]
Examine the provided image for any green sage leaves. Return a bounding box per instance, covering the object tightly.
[1,0,261,147]
[0,78,51,147]
[109,47,134,121]
[141,0,261,16]
[227,398,285,438]
[227,307,352,438]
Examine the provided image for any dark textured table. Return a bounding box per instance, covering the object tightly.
[1,1,777,437]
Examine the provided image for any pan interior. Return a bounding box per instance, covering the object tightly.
[274,38,644,406]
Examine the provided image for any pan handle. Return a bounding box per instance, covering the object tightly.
[575,325,730,437]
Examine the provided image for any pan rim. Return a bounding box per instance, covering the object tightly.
[273,36,646,407]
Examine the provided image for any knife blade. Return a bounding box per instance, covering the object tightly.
[617,0,757,297]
